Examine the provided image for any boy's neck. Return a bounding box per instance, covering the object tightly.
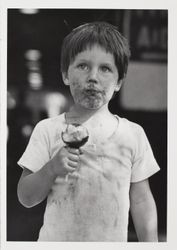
[66,104,111,124]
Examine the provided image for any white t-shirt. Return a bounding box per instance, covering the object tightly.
[18,113,160,241]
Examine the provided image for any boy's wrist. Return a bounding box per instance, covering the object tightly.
[44,160,58,181]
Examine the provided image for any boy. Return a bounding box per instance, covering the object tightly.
[17,22,160,241]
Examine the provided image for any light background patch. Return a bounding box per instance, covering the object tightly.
[121,62,167,111]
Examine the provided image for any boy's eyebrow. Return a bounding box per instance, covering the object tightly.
[76,58,115,67]
[100,62,114,67]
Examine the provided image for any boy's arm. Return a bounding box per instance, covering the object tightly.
[129,178,158,242]
[17,147,80,208]
[17,162,58,208]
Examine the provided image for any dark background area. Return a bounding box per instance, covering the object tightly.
[7,9,167,242]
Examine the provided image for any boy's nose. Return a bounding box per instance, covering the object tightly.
[87,68,98,83]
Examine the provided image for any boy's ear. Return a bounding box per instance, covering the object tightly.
[115,79,124,92]
[62,72,70,86]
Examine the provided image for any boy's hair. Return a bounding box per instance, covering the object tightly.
[60,21,131,81]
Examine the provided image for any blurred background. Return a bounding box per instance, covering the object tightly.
[7,9,167,241]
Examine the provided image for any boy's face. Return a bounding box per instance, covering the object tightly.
[62,45,122,110]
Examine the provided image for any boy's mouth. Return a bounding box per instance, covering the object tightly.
[84,88,102,95]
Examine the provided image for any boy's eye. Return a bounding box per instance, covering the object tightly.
[100,66,112,73]
[77,63,88,70]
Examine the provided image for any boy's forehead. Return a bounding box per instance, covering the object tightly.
[69,45,117,68]
[80,43,110,53]
[74,44,114,59]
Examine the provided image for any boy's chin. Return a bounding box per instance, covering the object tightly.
[78,101,105,110]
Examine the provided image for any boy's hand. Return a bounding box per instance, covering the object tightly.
[50,146,81,178]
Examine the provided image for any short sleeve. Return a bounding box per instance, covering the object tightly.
[131,125,160,183]
[17,120,50,173]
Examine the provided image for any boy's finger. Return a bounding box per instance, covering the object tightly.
[67,147,80,155]
[68,154,79,162]
[67,160,78,169]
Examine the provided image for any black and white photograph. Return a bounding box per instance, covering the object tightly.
[1,1,177,250]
